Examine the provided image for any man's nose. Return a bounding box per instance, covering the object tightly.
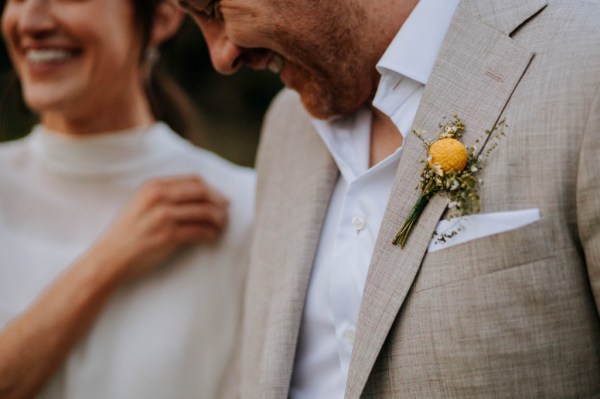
[198,20,243,75]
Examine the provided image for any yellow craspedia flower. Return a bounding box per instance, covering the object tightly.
[428,138,468,173]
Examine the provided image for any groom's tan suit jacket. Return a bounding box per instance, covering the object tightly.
[239,0,600,397]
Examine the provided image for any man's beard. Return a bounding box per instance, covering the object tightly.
[291,63,368,119]
[274,25,375,119]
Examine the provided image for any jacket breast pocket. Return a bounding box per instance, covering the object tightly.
[413,218,556,293]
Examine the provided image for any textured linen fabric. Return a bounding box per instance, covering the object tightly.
[0,122,255,399]
[240,0,600,397]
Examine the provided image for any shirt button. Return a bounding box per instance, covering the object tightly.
[343,328,356,346]
[351,216,366,231]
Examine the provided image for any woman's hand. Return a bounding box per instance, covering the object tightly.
[0,175,229,399]
[91,175,229,281]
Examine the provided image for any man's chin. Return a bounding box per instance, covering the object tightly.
[289,83,338,120]
[284,71,366,119]
[299,96,335,120]
[297,89,362,120]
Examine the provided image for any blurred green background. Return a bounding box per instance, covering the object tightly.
[0,17,283,167]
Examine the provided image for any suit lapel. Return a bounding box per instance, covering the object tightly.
[346,0,545,396]
[258,105,338,398]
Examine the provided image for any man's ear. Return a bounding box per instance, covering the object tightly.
[150,0,185,46]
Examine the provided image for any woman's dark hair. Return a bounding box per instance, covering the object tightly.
[133,0,206,142]
[1,0,205,143]
[134,0,162,49]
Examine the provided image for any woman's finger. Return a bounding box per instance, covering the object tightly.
[151,176,229,207]
[170,202,229,231]
[173,223,223,244]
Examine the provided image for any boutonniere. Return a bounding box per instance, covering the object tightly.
[392,115,505,247]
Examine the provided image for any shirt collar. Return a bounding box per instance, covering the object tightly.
[376,0,460,85]
[309,0,460,172]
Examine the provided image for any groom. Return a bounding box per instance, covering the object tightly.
[180,0,600,396]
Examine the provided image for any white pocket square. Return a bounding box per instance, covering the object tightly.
[427,208,541,253]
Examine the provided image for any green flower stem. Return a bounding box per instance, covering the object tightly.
[392,195,430,248]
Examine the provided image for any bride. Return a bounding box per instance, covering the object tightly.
[0,0,254,398]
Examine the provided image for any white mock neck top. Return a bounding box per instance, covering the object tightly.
[29,123,181,177]
[0,122,255,399]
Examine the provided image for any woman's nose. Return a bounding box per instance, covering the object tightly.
[16,0,57,38]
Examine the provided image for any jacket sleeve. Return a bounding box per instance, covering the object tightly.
[577,86,600,316]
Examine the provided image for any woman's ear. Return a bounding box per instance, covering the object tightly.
[150,0,185,47]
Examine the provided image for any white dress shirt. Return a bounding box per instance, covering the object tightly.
[289,0,460,397]
[0,123,255,399]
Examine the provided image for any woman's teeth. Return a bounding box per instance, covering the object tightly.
[26,49,72,64]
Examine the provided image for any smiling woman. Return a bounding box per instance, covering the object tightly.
[0,0,204,144]
[0,0,256,398]
[3,0,154,132]
[0,1,282,165]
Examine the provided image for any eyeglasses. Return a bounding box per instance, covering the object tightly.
[178,0,222,20]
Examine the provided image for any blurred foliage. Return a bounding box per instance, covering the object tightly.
[0,17,283,167]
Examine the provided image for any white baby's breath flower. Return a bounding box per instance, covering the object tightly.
[432,164,444,177]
